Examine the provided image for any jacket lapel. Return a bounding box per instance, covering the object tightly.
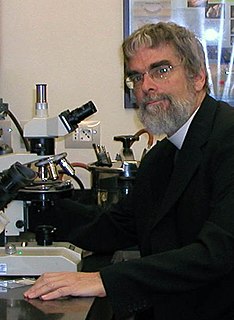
[158,143,202,220]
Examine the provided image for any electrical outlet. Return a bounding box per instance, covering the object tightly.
[79,128,93,142]
[65,120,100,149]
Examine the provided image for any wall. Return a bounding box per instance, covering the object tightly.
[0,0,147,187]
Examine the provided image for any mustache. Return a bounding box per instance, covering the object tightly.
[141,94,172,107]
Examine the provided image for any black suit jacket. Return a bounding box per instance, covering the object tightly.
[60,95,234,319]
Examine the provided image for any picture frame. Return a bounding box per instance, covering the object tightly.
[123,0,234,108]
[123,0,138,108]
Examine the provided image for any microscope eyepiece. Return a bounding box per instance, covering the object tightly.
[59,101,97,133]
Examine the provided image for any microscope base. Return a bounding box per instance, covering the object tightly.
[0,242,82,276]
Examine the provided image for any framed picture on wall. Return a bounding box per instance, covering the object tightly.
[123,0,137,108]
[123,0,234,108]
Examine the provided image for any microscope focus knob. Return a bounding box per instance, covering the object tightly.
[16,220,24,229]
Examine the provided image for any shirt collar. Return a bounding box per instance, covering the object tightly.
[168,107,200,150]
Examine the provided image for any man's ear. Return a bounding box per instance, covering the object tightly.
[194,69,206,91]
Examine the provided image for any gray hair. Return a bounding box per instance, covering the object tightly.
[122,22,210,93]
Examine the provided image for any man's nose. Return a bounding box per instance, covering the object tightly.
[141,73,159,92]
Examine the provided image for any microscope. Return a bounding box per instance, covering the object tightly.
[0,84,97,276]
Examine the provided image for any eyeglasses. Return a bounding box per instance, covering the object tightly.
[125,64,181,90]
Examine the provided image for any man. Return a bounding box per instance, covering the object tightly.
[24,22,234,320]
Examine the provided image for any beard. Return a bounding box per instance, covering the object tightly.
[137,91,196,137]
